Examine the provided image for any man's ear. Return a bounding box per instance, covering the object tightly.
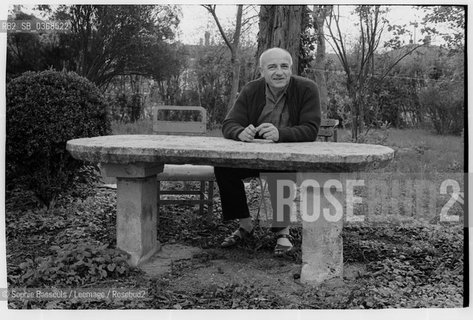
[258,66,263,77]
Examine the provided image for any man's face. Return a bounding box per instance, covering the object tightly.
[259,50,292,91]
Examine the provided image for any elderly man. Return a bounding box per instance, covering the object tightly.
[214,47,321,256]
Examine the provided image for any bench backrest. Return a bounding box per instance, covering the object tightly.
[153,106,338,141]
[318,118,339,142]
[153,106,207,135]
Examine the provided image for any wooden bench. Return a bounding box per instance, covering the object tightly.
[153,106,215,216]
[318,118,339,142]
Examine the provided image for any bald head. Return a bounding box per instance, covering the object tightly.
[259,47,293,68]
[258,47,293,91]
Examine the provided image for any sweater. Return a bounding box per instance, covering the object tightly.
[222,75,321,142]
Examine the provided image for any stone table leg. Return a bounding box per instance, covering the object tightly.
[298,173,344,284]
[103,163,164,266]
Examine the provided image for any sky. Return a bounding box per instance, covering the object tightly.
[176,4,456,49]
[176,5,246,45]
[8,3,459,49]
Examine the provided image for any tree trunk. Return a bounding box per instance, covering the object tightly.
[347,78,359,141]
[255,5,304,77]
[312,6,331,115]
[228,58,241,113]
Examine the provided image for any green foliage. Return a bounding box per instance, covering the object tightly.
[418,81,464,135]
[366,76,421,128]
[6,70,111,207]
[323,34,464,135]
[6,206,67,240]
[60,5,181,87]
[298,6,317,74]
[8,5,182,87]
[356,121,391,145]
[17,244,131,287]
[421,6,465,51]
[192,46,234,127]
[107,92,144,123]
[343,221,463,308]
[323,6,463,138]
[6,12,45,78]
[325,68,350,128]
[326,5,392,140]
[6,189,128,289]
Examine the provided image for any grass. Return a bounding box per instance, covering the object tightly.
[335,127,465,225]
[337,127,464,172]
[381,128,463,174]
[111,119,154,135]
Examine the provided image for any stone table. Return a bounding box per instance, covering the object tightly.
[67,135,394,284]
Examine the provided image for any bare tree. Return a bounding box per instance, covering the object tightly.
[202,5,243,112]
[326,5,423,140]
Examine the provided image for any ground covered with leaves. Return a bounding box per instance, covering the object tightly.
[5,176,464,309]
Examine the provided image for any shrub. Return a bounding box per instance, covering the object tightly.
[418,81,464,135]
[6,70,111,207]
[108,92,144,123]
[16,244,131,287]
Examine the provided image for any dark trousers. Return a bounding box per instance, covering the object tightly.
[214,167,296,231]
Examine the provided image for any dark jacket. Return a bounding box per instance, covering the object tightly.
[222,75,321,142]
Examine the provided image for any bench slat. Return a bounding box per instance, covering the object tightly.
[153,106,214,215]
[157,164,215,181]
[158,199,213,205]
[320,118,339,127]
[153,105,207,135]
[318,118,339,141]
[159,190,207,195]
[153,121,206,134]
[318,128,335,137]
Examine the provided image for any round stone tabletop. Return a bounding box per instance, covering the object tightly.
[67,135,394,172]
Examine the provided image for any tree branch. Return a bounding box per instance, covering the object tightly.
[202,5,233,51]
[377,44,424,84]
[327,6,350,78]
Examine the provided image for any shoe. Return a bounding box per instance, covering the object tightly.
[274,234,293,256]
[220,227,253,248]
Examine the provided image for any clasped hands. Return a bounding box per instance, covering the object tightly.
[238,123,279,142]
